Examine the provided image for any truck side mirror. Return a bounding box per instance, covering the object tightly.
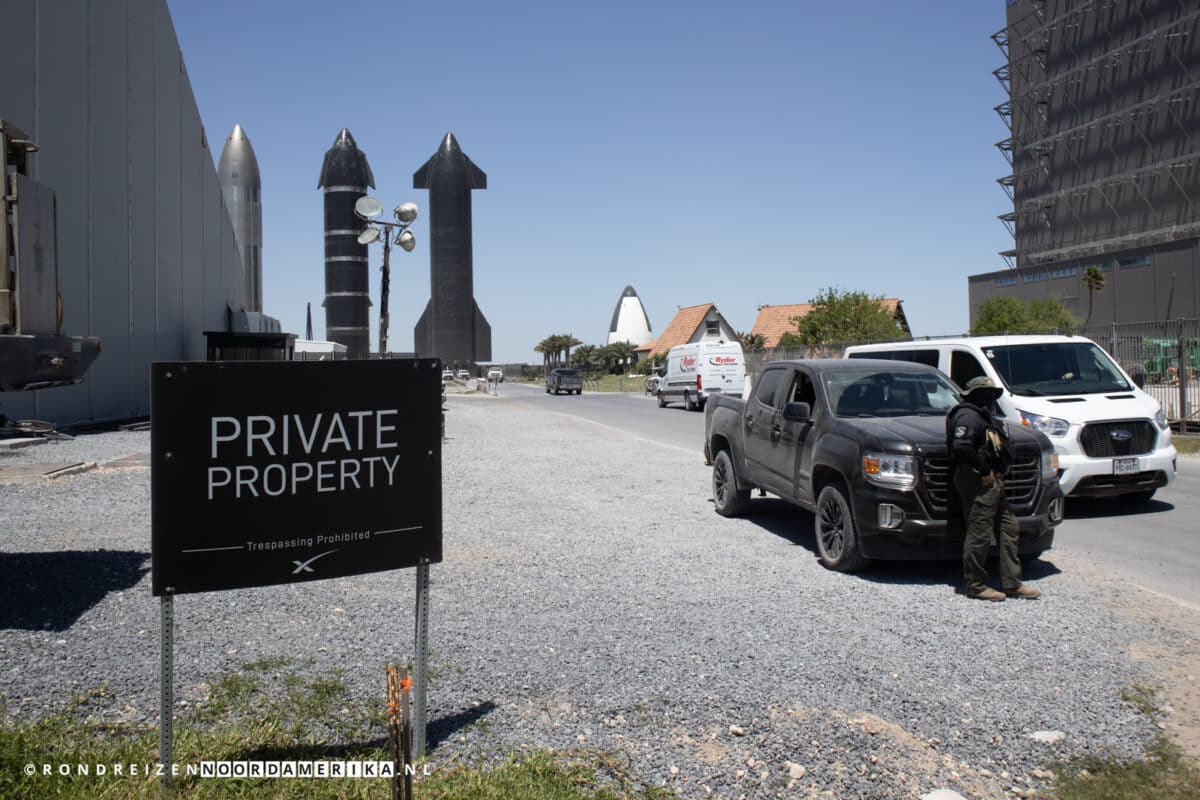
[783,401,811,421]
[1132,370,1146,389]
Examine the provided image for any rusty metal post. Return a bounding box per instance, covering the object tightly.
[414,563,430,758]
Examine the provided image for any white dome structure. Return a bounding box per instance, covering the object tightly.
[607,285,653,346]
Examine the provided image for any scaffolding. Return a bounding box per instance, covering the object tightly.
[993,0,1200,266]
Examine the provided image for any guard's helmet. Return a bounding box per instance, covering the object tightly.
[963,376,1003,405]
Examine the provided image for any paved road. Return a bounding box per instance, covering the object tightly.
[504,382,1200,609]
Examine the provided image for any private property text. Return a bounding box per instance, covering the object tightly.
[206,411,403,500]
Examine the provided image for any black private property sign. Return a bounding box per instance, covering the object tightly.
[151,359,442,596]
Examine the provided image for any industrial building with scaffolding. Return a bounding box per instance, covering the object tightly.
[968,0,1200,326]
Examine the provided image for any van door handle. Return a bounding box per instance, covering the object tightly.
[770,424,782,442]
[744,415,754,429]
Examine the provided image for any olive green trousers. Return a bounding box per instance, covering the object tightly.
[954,464,1022,594]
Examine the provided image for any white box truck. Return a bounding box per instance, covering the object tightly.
[658,341,746,412]
[844,335,1177,502]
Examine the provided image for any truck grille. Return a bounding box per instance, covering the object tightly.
[918,449,1040,516]
[919,455,953,513]
[1079,420,1156,457]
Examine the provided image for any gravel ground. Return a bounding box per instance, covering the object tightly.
[0,396,1165,799]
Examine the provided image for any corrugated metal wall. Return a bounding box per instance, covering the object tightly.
[0,0,246,424]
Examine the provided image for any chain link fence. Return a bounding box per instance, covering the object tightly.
[743,318,1200,428]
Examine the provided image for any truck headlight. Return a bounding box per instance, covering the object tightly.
[1154,408,1169,431]
[1041,450,1059,479]
[863,451,915,489]
[1018,410,1070,438]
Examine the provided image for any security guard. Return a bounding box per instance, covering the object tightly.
[947,376,1041,602]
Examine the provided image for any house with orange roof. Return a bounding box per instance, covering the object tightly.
[634,303,740,360]
[748,299,909,348]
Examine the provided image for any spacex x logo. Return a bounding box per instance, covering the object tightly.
[292,550,338,574]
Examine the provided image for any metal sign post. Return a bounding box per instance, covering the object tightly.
[413,562,430,758]
[159,594,174,786]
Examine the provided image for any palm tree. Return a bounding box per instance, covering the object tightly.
[571,344,599,372]
[560,334,583,368]
[534,337,553,375]
[549,334,568,367]
[602,340,637,374]
[1083,265,1106,323]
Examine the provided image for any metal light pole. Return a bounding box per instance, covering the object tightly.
[354,197,418,355]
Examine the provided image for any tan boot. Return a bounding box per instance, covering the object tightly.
[1004,584,1041,599]
[967,587,1006,602]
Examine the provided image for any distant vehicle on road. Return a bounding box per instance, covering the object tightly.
[658,341,745,411]
[487,368,505,382]
[845,335,1176,502]
[705,359,1063,571]
[456,369,470,380]
[442,369,454,380]
[546,368,583,395]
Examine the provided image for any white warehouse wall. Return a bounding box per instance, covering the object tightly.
[0,0,247,424]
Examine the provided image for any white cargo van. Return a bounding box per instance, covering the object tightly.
[658,341,746,411]
[844,335,1177,501]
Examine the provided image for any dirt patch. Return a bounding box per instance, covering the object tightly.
[1055,550,1200,759]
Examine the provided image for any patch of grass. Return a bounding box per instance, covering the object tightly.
[1049,684,1200,800]
[1120,683,1160,717]
[1,665,669,800]
[1172,434,1200,455]
[1053,735,1199,800]
[420,751,674,800]
[582,374,649,393]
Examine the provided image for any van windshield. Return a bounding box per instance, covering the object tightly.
[983,341,1130,396]
[824,369,962,417]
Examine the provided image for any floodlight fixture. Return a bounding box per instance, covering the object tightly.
[354,195,383,220]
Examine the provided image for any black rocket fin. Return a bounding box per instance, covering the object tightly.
[412,157,433,189]
[413,301,432,358]
[464,157,487,190]
[473,301,492,362]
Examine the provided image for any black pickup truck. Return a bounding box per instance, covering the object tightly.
[704,359,1064,571]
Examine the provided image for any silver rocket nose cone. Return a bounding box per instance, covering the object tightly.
[334,128,358,149]
[439,132,461,154]
[218,124,260,181]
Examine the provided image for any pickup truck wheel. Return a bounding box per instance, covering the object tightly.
[815,484,869,572]
[657,391,667,408]
[712,450,750,517]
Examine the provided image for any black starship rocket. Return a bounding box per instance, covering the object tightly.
[413,132,490,364]
[318,128,374,359]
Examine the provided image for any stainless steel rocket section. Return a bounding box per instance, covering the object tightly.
[217,124,263,311]
[318,128,374,359]
[412,132,490,364]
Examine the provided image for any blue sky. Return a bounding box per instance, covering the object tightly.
[168,0,1013,363]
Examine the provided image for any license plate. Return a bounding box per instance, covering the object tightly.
[1113,458,1139,475]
